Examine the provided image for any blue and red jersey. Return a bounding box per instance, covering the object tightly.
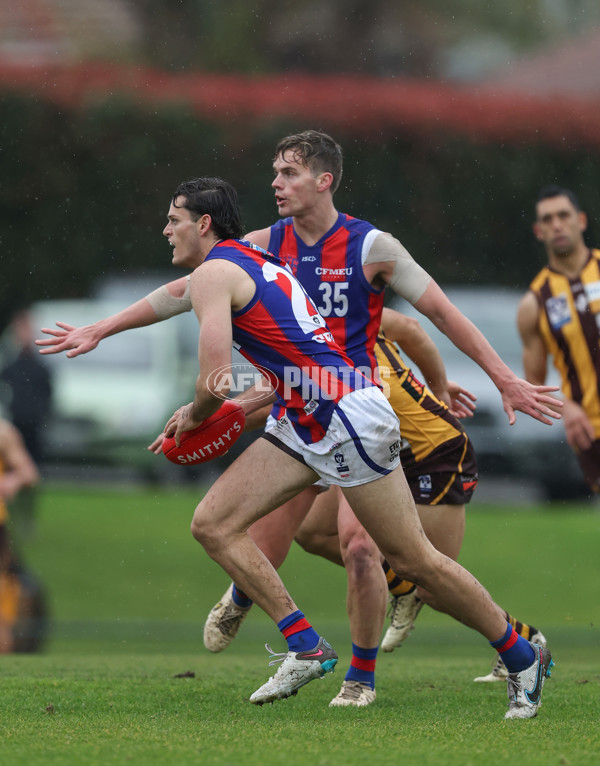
[268,213,385,379]
[204,240,374,444]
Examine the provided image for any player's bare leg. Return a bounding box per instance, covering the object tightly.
[249,487,321,568]
[192,437,317,623]
[328,488,385,707]
[337,490,387,648]
[192,437,339,704]
[204,486,320,652]
[342,468,507,640]
[294,487,343,566]
[381,503,465,651]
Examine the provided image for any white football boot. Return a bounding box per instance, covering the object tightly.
[329,680,376,707]
[203,583,252,653]
[505,642,554,720]
[380,591,423,652]
[474,628,547,683]
[250,637,338,705]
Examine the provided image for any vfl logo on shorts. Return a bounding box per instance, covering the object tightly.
[334,452,350,477]
[389,440,400,462]
[419,474,432,495]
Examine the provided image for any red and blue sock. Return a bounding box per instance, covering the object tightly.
[490,622,535,673]
[345,643,378,689]
[231,584,253,609]
[278,610,320,652]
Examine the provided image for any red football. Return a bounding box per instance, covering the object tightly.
[162,400,246,466]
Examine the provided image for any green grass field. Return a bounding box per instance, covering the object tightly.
[2,484,599,765]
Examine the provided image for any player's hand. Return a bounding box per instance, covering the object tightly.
[562,399,595,450]
[501,379,562,426]
[164,403,203,447]
[147,432,165,455]
[35,322,101,358]
[446,381,476,418]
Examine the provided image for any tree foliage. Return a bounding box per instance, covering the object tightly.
[130,0,600,77]
[1,85,599,332]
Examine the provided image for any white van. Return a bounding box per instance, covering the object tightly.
[14,299,201,472]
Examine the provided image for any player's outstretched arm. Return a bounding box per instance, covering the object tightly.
[414,280,561,426]
[35,276,191,358]
[363,232,559,425]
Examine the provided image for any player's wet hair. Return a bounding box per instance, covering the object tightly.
[536,185,581,213]
[172,177,243,239]
[275,130,343,192]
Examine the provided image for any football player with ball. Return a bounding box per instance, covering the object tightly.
[171,175,558,716]
[46,173,556,717]
[39,132,551,717]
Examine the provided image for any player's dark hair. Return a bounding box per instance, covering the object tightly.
[172,177,243,239]
[275,130,343,192]
[536,185,582,213]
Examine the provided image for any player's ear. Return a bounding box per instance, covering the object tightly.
[532,222,544,242]
[197,213,212,234]
[579,210,588,233]
[316,172,334,193]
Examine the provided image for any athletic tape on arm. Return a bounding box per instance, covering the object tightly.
[362,231,431,303]
[146,276,193,319]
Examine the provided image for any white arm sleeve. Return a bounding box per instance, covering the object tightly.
[362,231,431,304]
[145,276,193,319]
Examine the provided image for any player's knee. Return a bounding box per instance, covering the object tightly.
[342,531,379,573]
[190,515,207,544]
[190,511,220,551]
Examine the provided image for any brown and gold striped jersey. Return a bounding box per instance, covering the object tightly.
[530,248,600,438]
[374,334,467,462]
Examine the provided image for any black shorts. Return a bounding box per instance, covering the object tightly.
[401,434,478,506]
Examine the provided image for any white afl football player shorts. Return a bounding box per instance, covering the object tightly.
[263,386,401,487]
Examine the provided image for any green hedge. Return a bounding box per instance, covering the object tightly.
[2,92,599,330]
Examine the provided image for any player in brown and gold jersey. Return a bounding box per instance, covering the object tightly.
[518,185,600,493]
[0,418,44,653]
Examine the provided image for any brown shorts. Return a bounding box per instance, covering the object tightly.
[575,440,600,493]
[400,434,478,506]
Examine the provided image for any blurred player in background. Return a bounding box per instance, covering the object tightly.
[1,308,53,538]
[518,185,600,494]
[0,418,47,653]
